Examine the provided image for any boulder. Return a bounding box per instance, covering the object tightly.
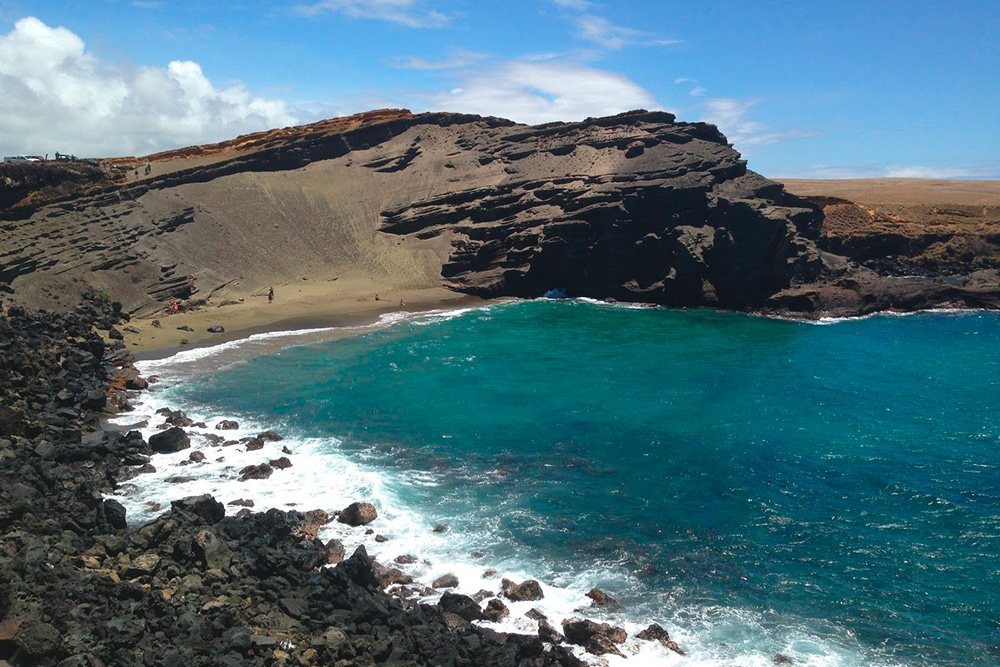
[586,587,621,610]
[258,430,283,441]
[432,574,459,589]
[337,501,378,526]
[586,634,625,658]
[438,593,485,622]
[188,450,205,463]
[215,420,239,430]
[484,598,509,622]
[149,427,190,453]
[324,539,346,564]
[81,389,107,411]
[269,456,292,470]
[125,376,148,390]
[635,622,684,654]
[502,578,544,601]
[561,618,627,647]
[239,463,273,481]
[171,495,225,525]
[101,498,127,530]
[244,437,264,451]
[538,619,564,645]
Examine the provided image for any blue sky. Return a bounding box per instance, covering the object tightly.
[1,0,997,178]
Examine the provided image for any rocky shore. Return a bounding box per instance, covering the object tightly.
[0,299,689,665]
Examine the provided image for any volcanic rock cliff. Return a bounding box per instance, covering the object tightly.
[2,109,997,319]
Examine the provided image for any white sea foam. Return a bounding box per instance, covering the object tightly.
[107,305,907,666]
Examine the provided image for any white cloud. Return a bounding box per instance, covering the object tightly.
[423,60,659,125]
[550,1,680,50]
[391,48,486,70]
[0,17,298,158]
[574,15,644,50]
[297,0,449,28]
[883,166,975,179]
[689,86,707,97]
[784,164,990,179]
[551,0,593,9]
[700,97,815,148]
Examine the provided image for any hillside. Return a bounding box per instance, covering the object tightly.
[2,110,998,348]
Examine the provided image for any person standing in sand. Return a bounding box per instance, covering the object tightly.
[268,287,274,303]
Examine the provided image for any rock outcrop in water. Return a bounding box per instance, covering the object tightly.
[1,108,997,319]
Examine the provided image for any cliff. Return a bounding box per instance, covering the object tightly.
[1,109,997,320]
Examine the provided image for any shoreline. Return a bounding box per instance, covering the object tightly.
[133,290,1000,362]
[0,300,593,665]
[112,301,690,665]
[125,286,486,359]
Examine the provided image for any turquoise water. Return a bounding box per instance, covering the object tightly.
[170,301,1000,665]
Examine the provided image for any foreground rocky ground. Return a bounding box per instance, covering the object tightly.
[0,300,612,666]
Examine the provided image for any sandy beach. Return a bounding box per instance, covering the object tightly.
[121,282,484,357]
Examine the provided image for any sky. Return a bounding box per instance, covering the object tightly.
[0,0,997,178]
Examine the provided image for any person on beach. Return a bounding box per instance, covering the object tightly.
[399,299,405,307]
[268,287,274,303]
[375,294,380,301]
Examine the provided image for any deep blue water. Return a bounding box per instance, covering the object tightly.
[170,301,1000,665]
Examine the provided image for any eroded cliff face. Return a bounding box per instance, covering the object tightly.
[379,111,824,309]
[1,109,996,318]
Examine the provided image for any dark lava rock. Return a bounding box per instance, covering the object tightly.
[215,419,239,430]
[525,608,547,621]
[439,592,485,622]
[268,456,292,470]
[337,501,378,526]
[101,498,127,530]
[484,598,510,622]
[394,554,417,565]
[587,634,625,658]
[324,539,346,564]
[189,450,206,463]
[81,389,107,410]
[432,574,459,589]
[177,325,195,331]
[166,475,196,484]
[207,325,225,333]
[227,498,254,507]
[239,462,273,481]
[539,619,564,645]
[635,622,685,654]
[561,618,627,647]
[502,577,544,601]
[171,494,225,524]
[586,587,621,610]
[149,426,190,453]
[243,437,264,451]
[125,375,148,390]
[258,430,283,442]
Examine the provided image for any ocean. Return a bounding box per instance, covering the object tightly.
[111,300,1000,666]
